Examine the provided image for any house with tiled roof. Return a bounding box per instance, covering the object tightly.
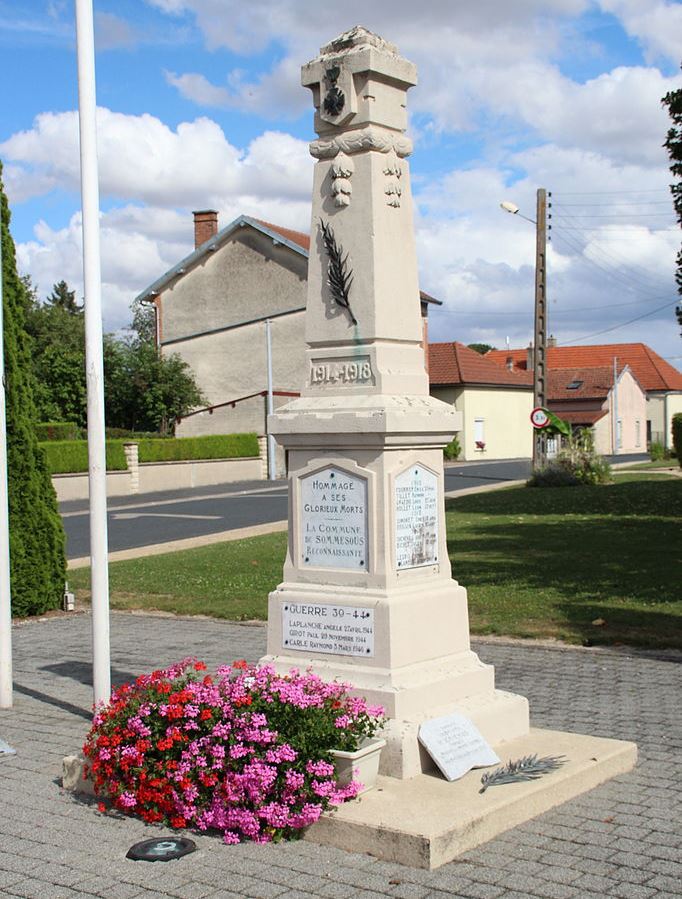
[486,343,682,450]
[546,366,646,455]
[428,342,534,460]
[136,212,439,460]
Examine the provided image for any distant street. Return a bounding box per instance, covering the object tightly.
[61,455,647,560]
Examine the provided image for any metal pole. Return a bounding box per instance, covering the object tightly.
[75,0,111,707]
[0,227,13,708]
[265,319,276,480]
[533,188,548,470]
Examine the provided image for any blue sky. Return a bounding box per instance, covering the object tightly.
[1,0,681,362]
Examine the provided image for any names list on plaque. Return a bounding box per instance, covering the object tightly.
[395,464,439,569]
[282,602,374,656]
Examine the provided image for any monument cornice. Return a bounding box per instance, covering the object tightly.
[309,126,413,159]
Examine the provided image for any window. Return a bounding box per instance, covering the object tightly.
[474,418,485,450]
[635,420,641,447]
[566,380,583,390]
[616,419,623,449]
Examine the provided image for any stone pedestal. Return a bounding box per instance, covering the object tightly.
[260,27,529,778]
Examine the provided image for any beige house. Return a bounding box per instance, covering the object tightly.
[547,366,647,455]
[428,342,534,460]
[136,212,439,454]
[487,342,682,450]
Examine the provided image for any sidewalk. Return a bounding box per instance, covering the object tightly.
[1,613,680,899]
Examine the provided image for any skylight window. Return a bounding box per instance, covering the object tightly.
[566,380,583,390]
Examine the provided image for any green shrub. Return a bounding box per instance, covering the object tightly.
[528,429,611,488]
[36,421,81,441]
[42,440,128,474]
[136,433,259,463]
[104,427,164,440]
[443,435,462,461]
[649,440,667,461]
[672,413,682,468]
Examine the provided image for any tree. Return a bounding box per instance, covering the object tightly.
[24,280,86,426]
[467,343,496,355]
[46,279,82,314]
[662,77,682,335]
[1,162,66,616]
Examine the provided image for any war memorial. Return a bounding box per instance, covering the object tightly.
[258,26,637,868]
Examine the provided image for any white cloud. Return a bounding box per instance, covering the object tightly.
[599,0,682,64]
[164,71,230,107]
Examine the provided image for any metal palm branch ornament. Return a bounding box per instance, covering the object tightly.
[320,219,357,325]
[479,754,567,793]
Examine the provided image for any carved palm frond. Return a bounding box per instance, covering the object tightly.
[479,754,566,793]
[319,219,357,326]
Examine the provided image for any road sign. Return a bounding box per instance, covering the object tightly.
[530,407,550,429]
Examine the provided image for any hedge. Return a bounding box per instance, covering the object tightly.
[42,440,128,474]
[136,433,259,463]
[43,433,259,474]
[36,421,81,441]
[672,413,682,468]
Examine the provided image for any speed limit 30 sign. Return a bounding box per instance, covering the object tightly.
[530,407,550,429]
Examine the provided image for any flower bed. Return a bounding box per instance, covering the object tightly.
[83,659,384,844]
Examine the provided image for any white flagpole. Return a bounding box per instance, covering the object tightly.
[0,229,13,708]
[74,0,111,707]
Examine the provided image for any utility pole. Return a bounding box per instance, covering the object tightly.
[533,188,548,470]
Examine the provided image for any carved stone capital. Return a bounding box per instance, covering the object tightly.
[309,127,413,160]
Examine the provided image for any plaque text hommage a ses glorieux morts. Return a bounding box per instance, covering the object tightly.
[300,467,368,570]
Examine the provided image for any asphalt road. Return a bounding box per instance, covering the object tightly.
[61,455,647,560]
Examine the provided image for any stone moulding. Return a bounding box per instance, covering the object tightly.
[310,126,413,159]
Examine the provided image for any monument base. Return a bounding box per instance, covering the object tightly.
[304,727,637,869]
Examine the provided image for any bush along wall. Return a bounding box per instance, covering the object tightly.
[672,413,682,468]
[43,433,260,474]
[36,421,82,441]
[2,164,66,617]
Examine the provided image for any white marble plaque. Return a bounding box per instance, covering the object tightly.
[395,464,439,569]
[282,602,374,657]
[300,467,368,569]
[418,712,500,782]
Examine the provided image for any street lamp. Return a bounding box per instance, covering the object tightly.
[501,189,548,470]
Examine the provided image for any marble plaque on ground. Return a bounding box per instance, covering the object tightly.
[282,601,374,657]
[300,467,368,570]
[395,464,439,569]
[418,712,500,781]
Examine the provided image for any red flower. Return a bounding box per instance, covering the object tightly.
[97,802,107,813]
[200,709,212,721]
[170,816,187,829]
[233,659,248,669]
[194,662,207,671]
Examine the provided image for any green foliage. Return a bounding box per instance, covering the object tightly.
[104,336,205,435]
[1,163,66,617]
[36,421,81,441]
[42,433,259,473]
[42,440,128,474]
[467,343,496,355]
[136,433,259,463]
[662,77,682,334]
[649,440,668,461]
[443,435,462,460]
[672,413,682,467]
[528,429,611,487]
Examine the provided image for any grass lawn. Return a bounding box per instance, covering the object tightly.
[68,476,682,649]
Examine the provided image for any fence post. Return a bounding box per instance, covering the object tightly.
[123,442,139,493]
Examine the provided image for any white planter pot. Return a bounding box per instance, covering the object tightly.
[331,737,386,794]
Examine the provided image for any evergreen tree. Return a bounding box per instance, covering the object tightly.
[46,279,82,314]
[662,78,682,335]
[1,162,66,617]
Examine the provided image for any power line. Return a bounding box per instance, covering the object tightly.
[558,299,677,345]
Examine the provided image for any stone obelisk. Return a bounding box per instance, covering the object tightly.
[261,26,529,778]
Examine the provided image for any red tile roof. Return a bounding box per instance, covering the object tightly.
[548,366,624,401]
[429,342,533,387]
[553,409,608,425]
[255,218,310,251]
[486,343,682,392]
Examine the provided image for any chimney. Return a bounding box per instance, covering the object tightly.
[548,334,557,348]
[193,210,218,249]
[526,341,534,371]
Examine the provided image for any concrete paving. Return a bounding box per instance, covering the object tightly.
[1,612,680,898]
